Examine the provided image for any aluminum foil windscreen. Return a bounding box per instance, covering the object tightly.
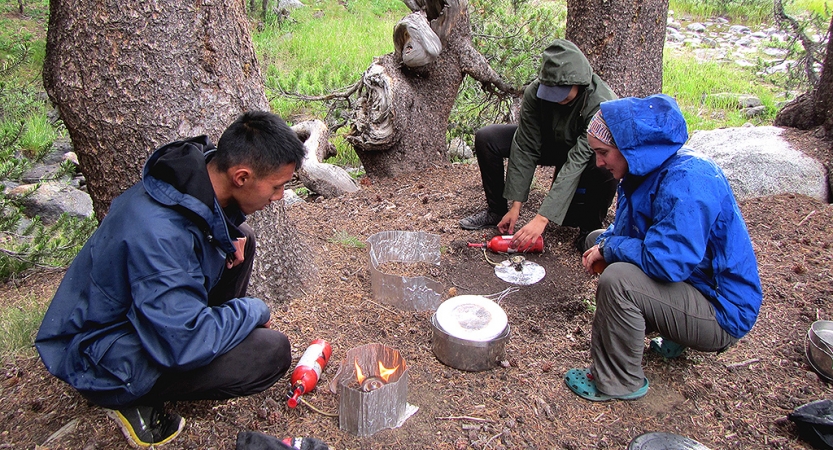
[367,230,443,311]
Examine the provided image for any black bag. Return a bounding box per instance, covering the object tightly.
[789,399,833,450]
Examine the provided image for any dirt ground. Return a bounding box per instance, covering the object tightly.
[2,129,833,450]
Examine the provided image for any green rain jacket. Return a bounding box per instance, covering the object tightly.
[504,40,617,224]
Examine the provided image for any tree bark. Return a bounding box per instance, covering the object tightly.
[43,0,269,220]
[347,0,519,178]
[43,0,317,301]
[774,14,833,138]
[566,0,669,98]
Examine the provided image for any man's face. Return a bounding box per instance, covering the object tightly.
[589,135,628,180]
[234,162,296,214]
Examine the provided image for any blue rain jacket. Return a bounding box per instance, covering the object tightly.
[35,137,270,408]
[597,95,762,338]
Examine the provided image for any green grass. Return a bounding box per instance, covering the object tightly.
[663,51,781,130]
[328,230,367,249]
[254,0,408,119]
[670,0,831,21]
[0,295,46,359]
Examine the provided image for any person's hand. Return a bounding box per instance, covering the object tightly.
[510,214,548,251]
[261,316,272,328]
[498,202,523,234]
[226,237,247,269]
[582,245,607,275]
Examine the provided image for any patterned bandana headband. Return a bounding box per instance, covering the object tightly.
[587,109,615,147]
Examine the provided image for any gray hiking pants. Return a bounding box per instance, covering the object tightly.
[591,262,738,396]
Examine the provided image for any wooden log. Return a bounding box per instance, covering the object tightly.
[292,120,359,198]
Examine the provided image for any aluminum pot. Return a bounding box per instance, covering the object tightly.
[806,320,833,381]
[430,314,510,372]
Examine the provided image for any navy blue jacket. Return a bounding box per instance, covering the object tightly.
[35,137,270,407]
[598,95,762,338]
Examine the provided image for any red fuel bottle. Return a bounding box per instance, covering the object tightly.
[287,339,333,408]
[467,235,544,253]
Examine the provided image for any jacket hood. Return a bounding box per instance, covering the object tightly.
[142,136,241,253]
[601,94,689,176]
[537,39,594,88]
[143,135,216,209]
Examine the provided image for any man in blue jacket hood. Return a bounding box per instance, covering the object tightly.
[563,95,762,401]
[35,111,305,447]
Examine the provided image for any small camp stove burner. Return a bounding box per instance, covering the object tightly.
[509,255,526,271]
[361,376,385,392]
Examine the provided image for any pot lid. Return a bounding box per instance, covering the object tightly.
[435,295,508,342]
[628,432,711,450]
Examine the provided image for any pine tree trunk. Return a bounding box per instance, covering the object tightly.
[347,0,518,178]
[43,0,269,220]
[813,15,833,137]
[565,0,668,98]
[775,15,833,137]
[42,0,316,302]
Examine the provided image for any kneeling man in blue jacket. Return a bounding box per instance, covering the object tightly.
[35,111,304,447]
[564,95,763,402]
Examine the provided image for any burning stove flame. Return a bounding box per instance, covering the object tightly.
[355,360,402,391]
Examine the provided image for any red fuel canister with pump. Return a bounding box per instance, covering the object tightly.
[287,339,332,408]
[467,235,544,253]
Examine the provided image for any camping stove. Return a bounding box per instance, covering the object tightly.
[330,343,410,436]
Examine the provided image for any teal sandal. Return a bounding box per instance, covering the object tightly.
[564,368,649,402]
[650,336,687,359]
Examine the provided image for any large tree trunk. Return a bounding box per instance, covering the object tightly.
[565,0,669,98]
[43,0,269,220]
[775,14,833,138]
[347,0,519,178]
[43,0,316,301]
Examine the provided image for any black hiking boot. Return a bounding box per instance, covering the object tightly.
[459,209,502,230]
[107,404,185,448]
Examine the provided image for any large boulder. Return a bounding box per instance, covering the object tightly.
[687,126,828,202]
[7,181,94,223]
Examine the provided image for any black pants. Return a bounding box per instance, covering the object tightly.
[138,223,292,405]
[474,124,618,232]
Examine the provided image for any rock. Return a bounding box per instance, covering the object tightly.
[763,47,789,57]
[686,22,706,32]
[729,25,751,34]
[278,0,305,9]
[283,189,305,207]
[687,126,828,202]
[448,137,473,160]
[6,181,94,223]
[743,105,767,118]
[666,28,685,43]
[21,164,69,184]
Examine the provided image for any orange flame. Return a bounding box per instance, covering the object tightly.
[378,361,400,382]
[355,360,366,384]
[354,359,402,384]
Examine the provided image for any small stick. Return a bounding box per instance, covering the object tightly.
[484,432,503,448]
[364,299,398,314]
[435,416,495,423]
[797,210,816,227]
[725,358,760,370]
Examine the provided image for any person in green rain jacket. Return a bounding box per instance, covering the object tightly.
[459,39,618,252]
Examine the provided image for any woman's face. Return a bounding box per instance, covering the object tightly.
[588,135,628,180]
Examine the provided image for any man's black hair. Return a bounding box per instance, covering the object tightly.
[214,111,305,176]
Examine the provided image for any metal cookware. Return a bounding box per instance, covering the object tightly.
[430,314,509,372]
[806,320,833,381]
